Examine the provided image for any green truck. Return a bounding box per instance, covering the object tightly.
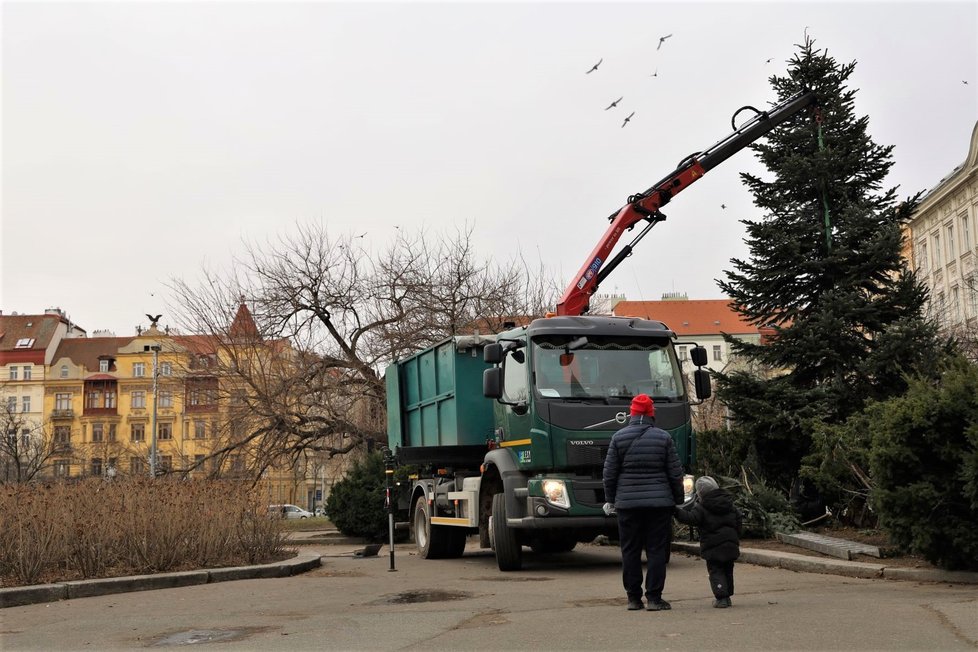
[385,89,817,570]
[385,318,710,570]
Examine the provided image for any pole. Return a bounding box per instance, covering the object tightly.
[384,447,397,572]
[149,345,160,477]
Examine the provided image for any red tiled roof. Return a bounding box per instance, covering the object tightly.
[51,337,133,373]
[229,303,260,340]
[613,299,759,337]
[0,314,62,352]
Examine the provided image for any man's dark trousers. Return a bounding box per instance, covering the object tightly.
[617,506,673,601]
[706,559,735,599]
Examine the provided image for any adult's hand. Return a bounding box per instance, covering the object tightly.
[603,502,617,516]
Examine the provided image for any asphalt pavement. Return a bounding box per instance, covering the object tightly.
[2,532,977,651]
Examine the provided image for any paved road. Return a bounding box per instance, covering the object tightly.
[2,541,976,651]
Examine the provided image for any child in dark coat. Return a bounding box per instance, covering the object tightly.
[673,476,742,608]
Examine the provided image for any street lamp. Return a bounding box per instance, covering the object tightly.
[144,344,162,477]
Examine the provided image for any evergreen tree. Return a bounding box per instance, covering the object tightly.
[715,38,947,490]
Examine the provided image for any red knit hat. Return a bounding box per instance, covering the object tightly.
[630,393,655,417]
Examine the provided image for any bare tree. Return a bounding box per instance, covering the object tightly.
[167,223,557,474]
[0,398,58,483]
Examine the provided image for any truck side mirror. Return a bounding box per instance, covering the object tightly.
[691,346,708,367]
[484,343,502,364]
[694,368,712,400]
[484,367,503,399]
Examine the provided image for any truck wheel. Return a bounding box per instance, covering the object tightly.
[491,493,522,571]
[413,498,446,559]
[445,529,467,558]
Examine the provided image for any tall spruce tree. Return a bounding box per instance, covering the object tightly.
[715,38,946,489]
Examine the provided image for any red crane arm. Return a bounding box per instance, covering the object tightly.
[553,89,816,317]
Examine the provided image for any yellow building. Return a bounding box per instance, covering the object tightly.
[3,305,342,511]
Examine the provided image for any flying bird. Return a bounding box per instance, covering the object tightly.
[146,314,162,326]
[766,58,774,64]
[604,96,623,110]
[721,204,727,210]
[657,34,672,50]
[355,232,366,238]
[964,80,970,85]
[621,112,635,128]
[649,69,658,77]
[585,58,603,74]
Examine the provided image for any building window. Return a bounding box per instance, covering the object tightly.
[160,362,172,377]
[21,429,31,448]
[86,391,101,409]
[159,391,173,408]
[60,365,69,378]
[952,286,961,323]
[54,460,70,477]
[91,457,103,477]
[962,213,973,252]
[918,241,928,273]
[22,396,30,412]
[195,421,207,439]
[947,224,956,260]
[231,455,244,473]
[131,423,145,442]
[14,338,34,349]
[131,456,145,475]
[133,362,145,378]
[105,391,116,408]
[7,396,16,412]
[55,393,72,410]
[8,366,18,381]
[158,422,172,440]
[678,346,688,362]
[54,425,71,444]
[23,366,32,381]
[108,423,117,442]
[159,455,172,473]
[932,233,941,268]
[131,391,146,409]
[194,454,205,470]
[712,345,722,361]
[99,360,110,373]
[92,423,104,443]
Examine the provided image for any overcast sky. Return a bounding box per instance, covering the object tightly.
[3,1,976,337]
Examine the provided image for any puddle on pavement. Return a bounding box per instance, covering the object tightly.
[372,589,473,605]
[149,626,273,646]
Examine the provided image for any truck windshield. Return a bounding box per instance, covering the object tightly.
[531,336,684,400]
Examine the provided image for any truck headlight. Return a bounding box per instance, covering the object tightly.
[683,474,695,502]
[542,479,570,509]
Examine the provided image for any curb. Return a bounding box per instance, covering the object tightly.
[672,541,978,584]
[0,551,322,609]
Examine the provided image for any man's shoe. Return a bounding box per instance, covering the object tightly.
[646,598,671,611]
[723,597,732,607]
[627,599,644,611]
[713,598,730,608]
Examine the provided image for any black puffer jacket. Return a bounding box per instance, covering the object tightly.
[603,415,684,509]
[673,488,741,562]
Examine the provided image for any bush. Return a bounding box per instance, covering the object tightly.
[869,356,978,571]
[324,452,389,542]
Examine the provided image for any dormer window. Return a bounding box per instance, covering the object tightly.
[15,338,34,349]
[60,365,69,378]
[99,360,110,373]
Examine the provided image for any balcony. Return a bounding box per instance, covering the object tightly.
[51,409,74,420]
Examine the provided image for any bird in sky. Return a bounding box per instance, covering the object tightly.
[721,204,727,209]
[355,232,366,238]
[657,34,672,50]
[649,68,658,77]
[586,58,603,74]
[604,96,623,110]
[766,58,774,64]
[964,80,970,85]
[621,112,635,128]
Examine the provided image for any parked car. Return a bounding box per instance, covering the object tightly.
[268,504,313,519]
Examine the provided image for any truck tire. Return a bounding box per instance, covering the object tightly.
[491,493,522,571]
[444,529,467,559]
[413,497,447,559]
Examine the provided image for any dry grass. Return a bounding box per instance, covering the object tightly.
[0,478,289,587]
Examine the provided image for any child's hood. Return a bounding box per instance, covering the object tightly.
[701,488,735,515]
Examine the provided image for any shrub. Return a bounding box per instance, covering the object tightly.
[869,356,978,571]
[325,452,389,542]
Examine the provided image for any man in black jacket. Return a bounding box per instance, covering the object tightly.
[673,476,742,608]
[603,394,685,611]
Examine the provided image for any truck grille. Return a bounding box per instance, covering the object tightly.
[566,442,610,467]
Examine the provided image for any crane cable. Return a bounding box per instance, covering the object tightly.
[815,106,832,252]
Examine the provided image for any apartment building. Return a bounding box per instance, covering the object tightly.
[905,121,978,333]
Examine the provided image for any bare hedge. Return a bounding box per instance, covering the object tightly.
[0,477,289,587]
